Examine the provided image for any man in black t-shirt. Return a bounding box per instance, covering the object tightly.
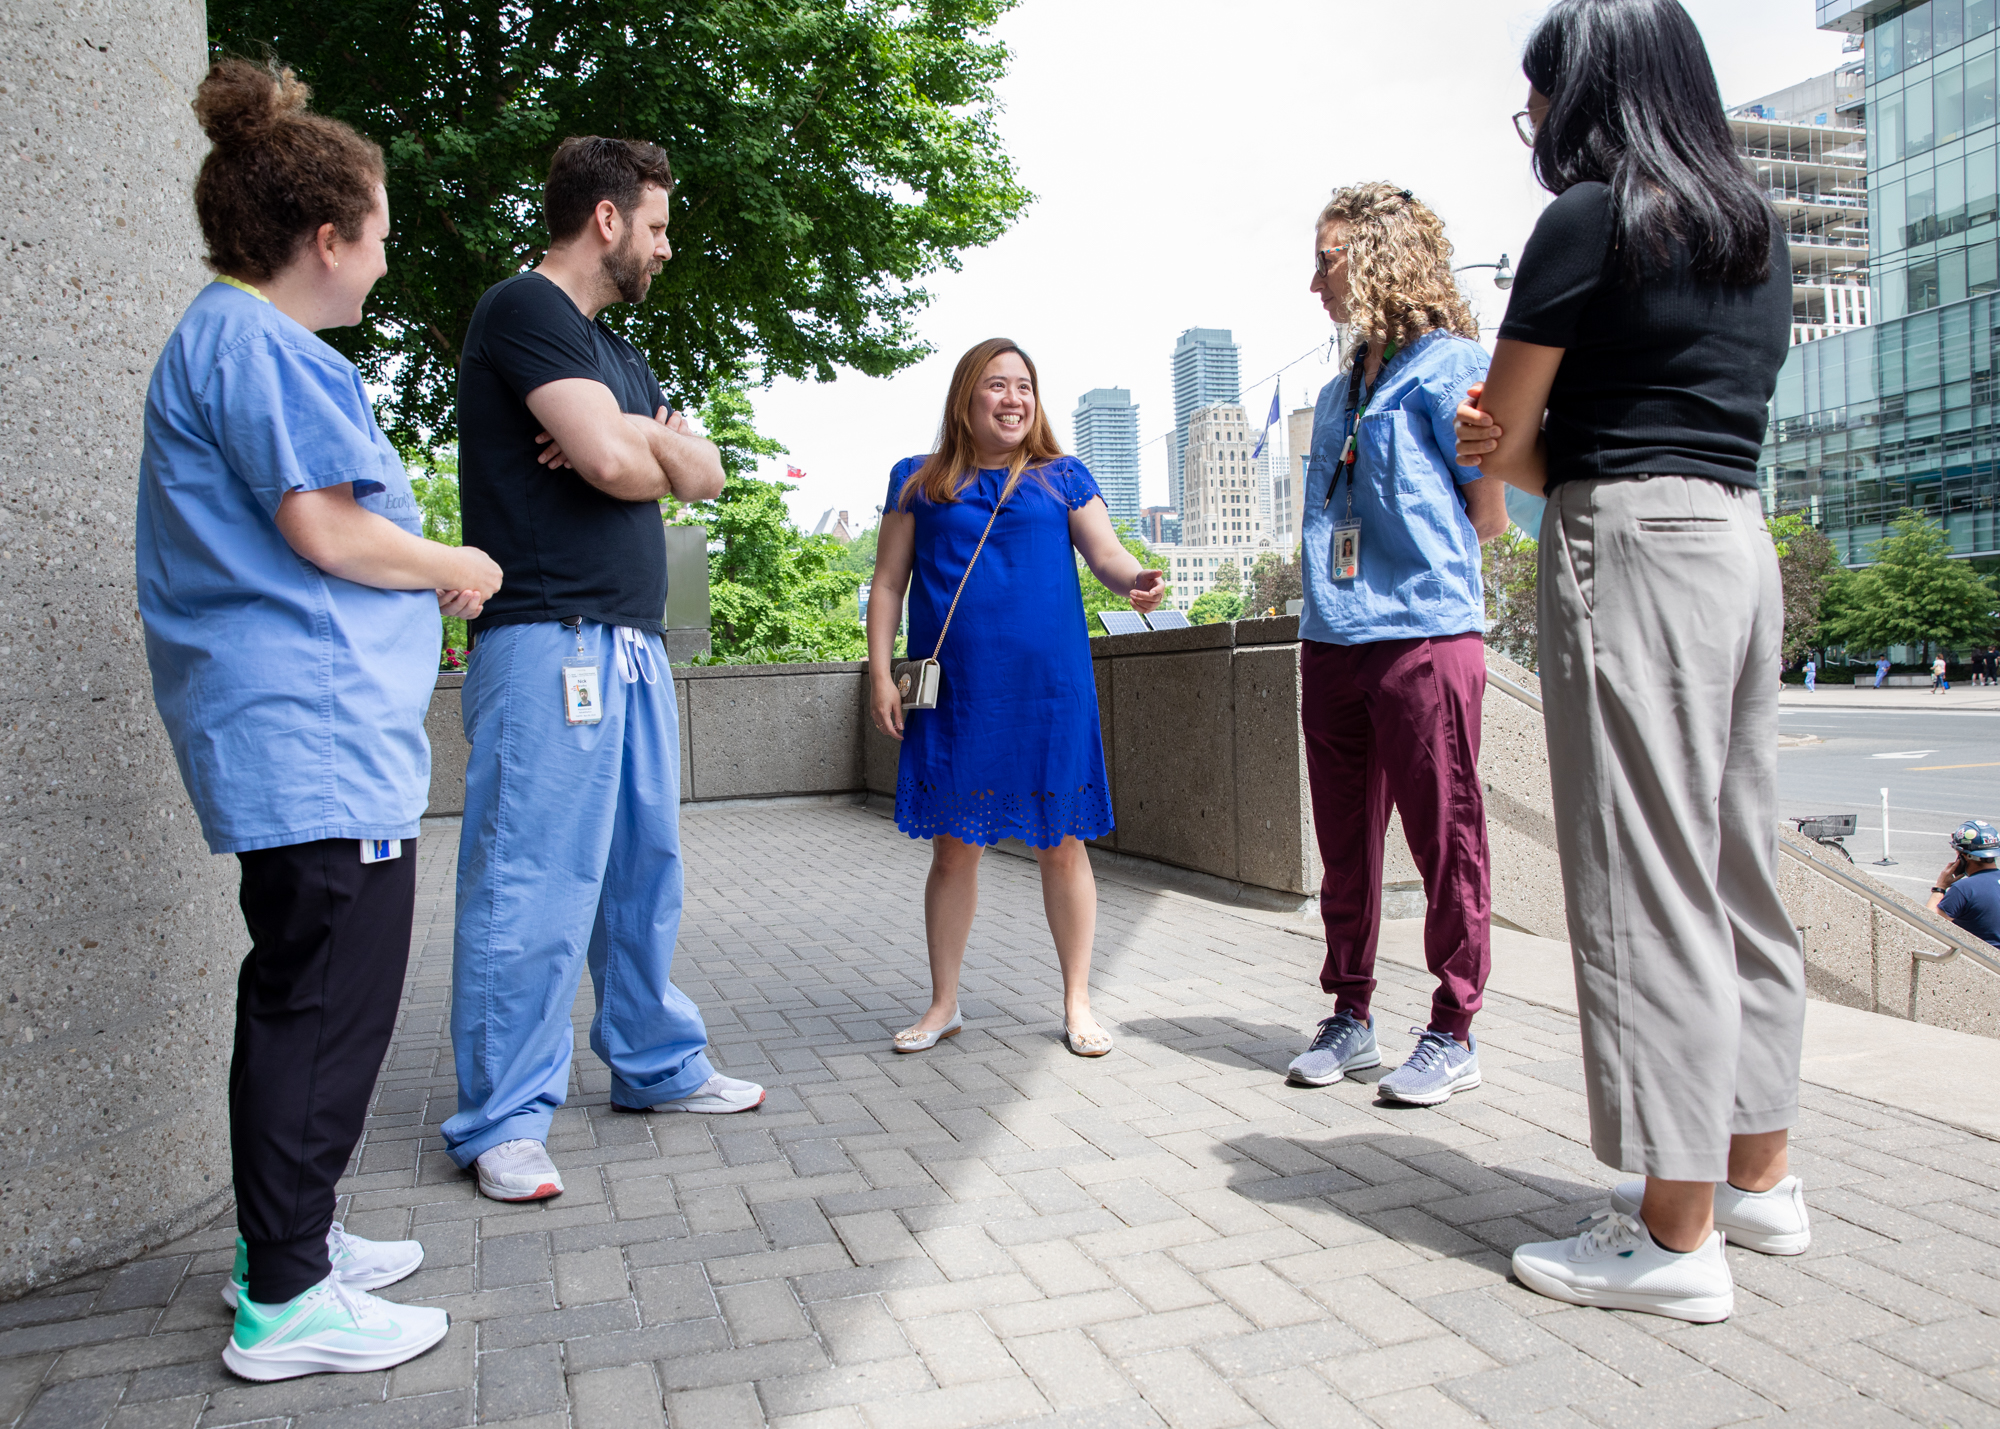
[443,138,765,1205]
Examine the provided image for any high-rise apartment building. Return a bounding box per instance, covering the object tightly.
[1170,329,1241,511]
[1763,1,2000,563]
[1729,64,1871,342]
[1071,387,1141,533]
[1181,403,1269,551]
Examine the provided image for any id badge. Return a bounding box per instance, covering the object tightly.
[562,658,602,725]
[1332,519,1363,582]
[359,838,401,864]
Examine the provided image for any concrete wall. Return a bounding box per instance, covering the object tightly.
[0,0,241,1299]
[422,622,2000,1041]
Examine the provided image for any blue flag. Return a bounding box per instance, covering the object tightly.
[1250,386,1281,460]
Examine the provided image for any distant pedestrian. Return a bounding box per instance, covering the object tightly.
[1875,656,1890,689]
[1453,0,1807,1322]
[1803,657,1816,692]
[1935,653,1950,691]
[866,338,1165,1059]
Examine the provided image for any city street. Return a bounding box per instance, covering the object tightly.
[1777,700,2000,896]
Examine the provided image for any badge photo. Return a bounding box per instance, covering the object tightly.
[562,659,602,725]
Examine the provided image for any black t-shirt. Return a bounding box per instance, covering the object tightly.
[1497,182,1791,492]
[458,272,669,634]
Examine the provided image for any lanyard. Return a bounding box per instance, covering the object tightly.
[1325,341,1397,517]
[215,275,269,302]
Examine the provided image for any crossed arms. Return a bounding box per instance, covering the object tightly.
[524,378,725,503]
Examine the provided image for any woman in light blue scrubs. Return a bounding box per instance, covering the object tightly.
[136,58,500,1384]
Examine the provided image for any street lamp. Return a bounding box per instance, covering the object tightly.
[1455,254,1514,290]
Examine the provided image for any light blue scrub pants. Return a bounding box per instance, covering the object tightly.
[443,620,714,1167]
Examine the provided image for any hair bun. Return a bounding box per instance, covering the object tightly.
[192,58,311,149]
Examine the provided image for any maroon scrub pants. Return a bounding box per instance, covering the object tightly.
[1301,634,1491,1040]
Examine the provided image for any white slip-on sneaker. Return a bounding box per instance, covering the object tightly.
[474,1139,565,1202]
[1512,1210,1734,1322]
[1609,1175,1810,1256]
[222,1222,426,1309]
[613,1073,766,1115]
[222,1275,448,1381]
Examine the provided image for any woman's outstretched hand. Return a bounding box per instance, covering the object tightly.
[1128,569,1166,614]
[1454,381,1503,467]
[869,673,905,742]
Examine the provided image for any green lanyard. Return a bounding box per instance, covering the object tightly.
[1326,341,1397,516]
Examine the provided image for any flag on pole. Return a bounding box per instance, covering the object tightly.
[786,466,806,482]
[1250,385,1281,460]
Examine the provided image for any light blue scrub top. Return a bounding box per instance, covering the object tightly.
[137,281,440,855]
[1298,330,1490,646]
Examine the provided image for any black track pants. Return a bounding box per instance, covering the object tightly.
[230,838,415,1304]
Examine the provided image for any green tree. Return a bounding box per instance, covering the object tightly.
[1481,527,1539,671]
[398,442,470,666]
[1768,512,1839,666]
[1078,525,1166,635]
[1825,510,1999,663]
[1188,590,1242,625]
[1246,550,1301,617]
[1210,558,1242,598]
[676,386,865,663]
[209,0,1032,448]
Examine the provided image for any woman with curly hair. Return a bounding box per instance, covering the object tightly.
[1284,183,1508,1107]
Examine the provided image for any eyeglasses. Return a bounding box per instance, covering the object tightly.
[1315,244,1349,276]
[1512,109,1537,147]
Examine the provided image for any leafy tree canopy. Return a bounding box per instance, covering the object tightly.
[210,0,1032,448]
[1245,550,1301,617]
[1188,590,1242,626]
[1481,527,1538,672]
[1824,510,1998,662]
[1767,513,1838,665]
[675,386,865,663]
[1209,558,1242,597]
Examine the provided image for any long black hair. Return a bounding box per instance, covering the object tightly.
[1523,0,1773,286]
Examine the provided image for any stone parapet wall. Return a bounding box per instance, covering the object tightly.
[422,622,2000,1042]
[0,0,239,1301]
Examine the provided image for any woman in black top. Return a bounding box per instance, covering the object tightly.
[1455,0,1808,1323]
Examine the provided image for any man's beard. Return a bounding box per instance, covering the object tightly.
[602,233,655,305]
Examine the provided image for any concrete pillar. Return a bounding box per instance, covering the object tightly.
[0,0,241,1297]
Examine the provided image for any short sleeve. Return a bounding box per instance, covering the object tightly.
[479,277,606,401]
[1420,341,1491,484]
[205,332,389,516]
[1941,884,1970,920]
[886,455,927,510]
[1057,457,1104,512]
[1497,183,1616,349]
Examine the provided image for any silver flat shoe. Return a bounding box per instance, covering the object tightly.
[1064,1023,1114,1057]
[893,1009,962,1053]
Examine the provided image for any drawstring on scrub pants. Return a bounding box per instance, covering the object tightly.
[612,625,657,686]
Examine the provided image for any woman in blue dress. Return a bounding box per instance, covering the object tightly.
[867,338,1164,1057]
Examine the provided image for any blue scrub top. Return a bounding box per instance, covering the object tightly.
[137,281,441,855]
[1298,330,1489,646]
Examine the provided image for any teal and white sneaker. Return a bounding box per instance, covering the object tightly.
[1377,1027,1481,1106]
[221,1222,425,1309]
[1287,1011,1380,1086]
[222,1275,448,1381]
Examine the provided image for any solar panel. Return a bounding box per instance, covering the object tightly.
[1096,610,1149,636]
[1145,610,1192,630]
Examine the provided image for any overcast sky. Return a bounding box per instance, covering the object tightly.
[735,0,1851,533]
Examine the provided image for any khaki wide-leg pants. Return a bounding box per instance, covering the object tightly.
[1538,475,1805,1182]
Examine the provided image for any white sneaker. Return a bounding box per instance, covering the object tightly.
[474,1139,565,1202]
[614,1073,766,1115]
[1512,1211,1734,1322]
[1609,1175,1810,1256]
[222,1275,448,1381]
[222,1222,426,1309]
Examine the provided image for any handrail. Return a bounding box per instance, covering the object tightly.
[1481,660,2000,977]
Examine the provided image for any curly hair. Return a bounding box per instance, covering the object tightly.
[192,58,384,281]
[1317,183,1479,353]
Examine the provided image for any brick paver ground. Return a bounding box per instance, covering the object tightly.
[7,801,2000,1428]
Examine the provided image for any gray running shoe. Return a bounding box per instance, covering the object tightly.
[1287,1011,1379,1086]
[1378,1027,1480,1106]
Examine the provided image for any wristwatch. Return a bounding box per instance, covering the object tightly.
[1934,885,1950,894]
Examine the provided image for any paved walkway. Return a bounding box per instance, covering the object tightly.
[6,802,2000,1429]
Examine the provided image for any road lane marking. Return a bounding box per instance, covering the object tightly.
[1904,761,2000,771]
[1873,751,1939,759]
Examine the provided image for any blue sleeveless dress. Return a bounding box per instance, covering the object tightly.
[888,455,1114,848]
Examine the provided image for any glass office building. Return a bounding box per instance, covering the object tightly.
[1766,0,2000,562]
[1169,329,1240,513]
[1072,387,1142,533]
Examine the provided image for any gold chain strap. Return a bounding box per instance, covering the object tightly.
[930,490,1009,662]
